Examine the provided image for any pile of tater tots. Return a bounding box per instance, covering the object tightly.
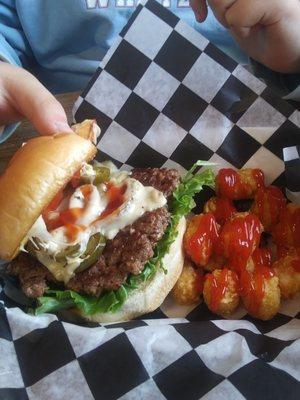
[172,168,300,321]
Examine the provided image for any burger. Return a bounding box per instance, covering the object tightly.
[0,120,214,322]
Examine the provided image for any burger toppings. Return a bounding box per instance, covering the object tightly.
[25,163,167,283]
[8,207,169,298]
[7,161,215,316]
[67,207,170,296]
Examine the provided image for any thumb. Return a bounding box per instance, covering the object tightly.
[190,0,208,23]
[4,64,73,135]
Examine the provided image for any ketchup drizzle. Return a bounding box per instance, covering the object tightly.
[252,248,272,268]
[273,205,300,248]
[239,266,274,315]
[216,214,262,272]
[252,186,286,230]
[210,198,236,226]
[187,213,219,265]
[206,268,237,312]
[217,168,264,200]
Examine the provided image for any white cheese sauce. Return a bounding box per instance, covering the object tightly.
[91,178,166,240]
[27,165,167,283]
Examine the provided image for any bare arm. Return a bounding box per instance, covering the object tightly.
[190,0,300,73]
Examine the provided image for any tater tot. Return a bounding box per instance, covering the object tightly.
[204,253,225,272]
[273,253,300,299]
[251,186,286,231]
[216,168,264,200]
[246,247,272,274]
[204,197,236,226]
[272,204,300,248]
[203,268,239,316]
[277,246,300,259]
[172,260,203,305]
[240,267,280,321]
[246,247,272,273]
[215,212,263,272]
[184,213,219,267]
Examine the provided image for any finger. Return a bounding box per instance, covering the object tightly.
[190,0,208,22]
[3,64,73,135]
[0,99,23,124]
[27,95,73,136]
[207,0,237,27]
[224,0,284,29]
[230,26,252,39]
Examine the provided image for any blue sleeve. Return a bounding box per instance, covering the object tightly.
[0,0,35,143]
[0,0,34,67]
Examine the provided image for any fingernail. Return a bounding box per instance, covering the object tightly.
[196,12,206,23]
[53,121,73,134]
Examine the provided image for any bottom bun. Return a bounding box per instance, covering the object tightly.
[81,216,186,323]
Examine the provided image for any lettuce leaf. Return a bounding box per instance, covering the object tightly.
[35,162,215,316]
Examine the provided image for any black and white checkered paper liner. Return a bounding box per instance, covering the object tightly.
[72,0,300,198]
[1,1,300,399]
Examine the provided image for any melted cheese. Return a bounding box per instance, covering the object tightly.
[35,251,84,284]
[69,185,107,227]
[27,169,167,283]
[91,178,166,239]
[79,162,96,182]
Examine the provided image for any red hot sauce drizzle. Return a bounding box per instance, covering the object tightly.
[42,169,87,232]
[42,182,127,241]
[70,169,82,188]
[42,189,65,231]
[55,185,93,240]
[96,183,127,221]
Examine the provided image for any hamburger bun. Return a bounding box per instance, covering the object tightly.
[81,216,186,323]
[0,130,96,261]
[1,120,186,322]
[72,119,100,143]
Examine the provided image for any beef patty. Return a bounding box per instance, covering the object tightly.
[8,207,170,298]
[131,167,180,198]
[8,168,179,298]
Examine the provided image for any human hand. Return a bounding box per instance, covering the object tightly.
[190,0,300,73]
[0,62,72,135]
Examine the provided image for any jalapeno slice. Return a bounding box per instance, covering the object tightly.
[76,233,106,273]
[93,166,110,185]
[55,244,81,262]
[26,233,106,274]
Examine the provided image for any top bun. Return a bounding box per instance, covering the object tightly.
[0,129,97,261]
